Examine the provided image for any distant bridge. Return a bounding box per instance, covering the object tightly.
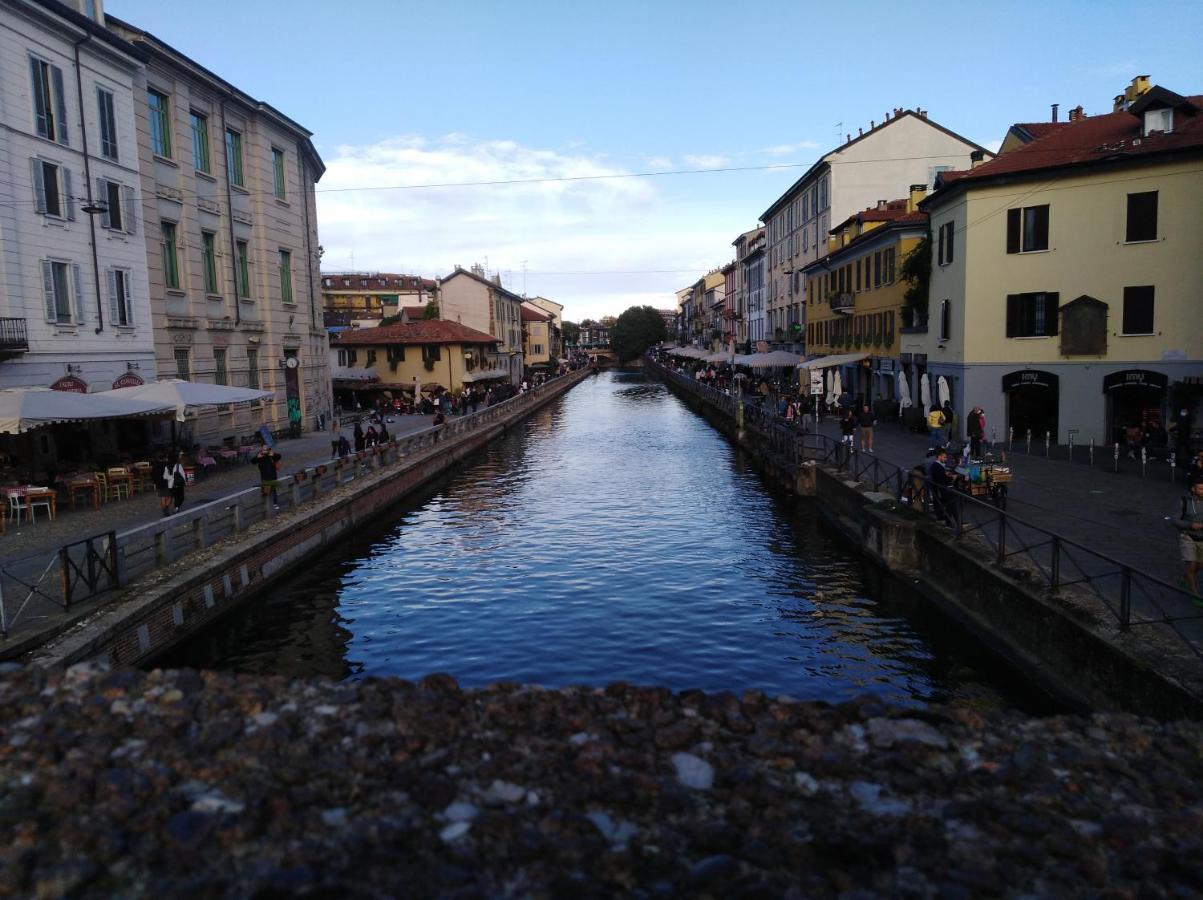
[583,348,618,366]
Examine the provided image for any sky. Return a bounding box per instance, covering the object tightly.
[108,0,1203,324]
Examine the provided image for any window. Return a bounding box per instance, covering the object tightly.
[160,221,180,289]
[213,348,228,385]
[41,260,82,324]
[278,250,293,303]
[1125,192,1157,243]
[1006,204,1049,253]
[366,350,377,367]
[246,348,259,389]
[202,231,218,293]
[1005,291,1059,337]
[97,179,135,234]
[236,240,251,298]
[30,57,68,145]
[939,299,950,341]
[97,87,117,160]
[148,89,171,157]
[937,221,955,265]
[1143,108,1172,136]
[31,158,73,219]
[108,268,133,326]
[884,248,896,284]
[225,129,244,187]
[533,344,544,354]
[873,252,882,288]
[174,348,190,380]
[190,111,210,173]
[422,344,441,362]
[1121,286,1154,335]
[272,148,286,199]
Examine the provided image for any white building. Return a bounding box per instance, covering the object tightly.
[0,0,156,392]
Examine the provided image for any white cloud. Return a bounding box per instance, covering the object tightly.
[760,140,822,157]
[683,154,730,169]
[316,133,728,322]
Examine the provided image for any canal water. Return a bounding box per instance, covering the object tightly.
[165,371,1027,709]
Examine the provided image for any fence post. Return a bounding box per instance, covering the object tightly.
[997,512,1007,565]
[1049,535,1060,593]
[231,502,243,533]
[192,516,207,551]
[110,532,124,587]
[1119,568,1132,630]
[291,477,301,508]
[0,579,6,639]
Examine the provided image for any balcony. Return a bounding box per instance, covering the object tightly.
[0,318,29,356]
[828,293,854,315]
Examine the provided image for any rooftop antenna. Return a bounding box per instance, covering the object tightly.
[835,121,843,142]
[522,259,528,297]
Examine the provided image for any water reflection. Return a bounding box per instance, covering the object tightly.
[163,371,1024,710]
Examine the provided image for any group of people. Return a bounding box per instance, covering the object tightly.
[1125,408,1194,462]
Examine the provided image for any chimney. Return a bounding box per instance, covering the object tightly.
[858,127,863,136]
[870,119,875,129]
[1068,105,1085,122]
[908,183,927,212]
[876,199,887,210]
[1051,103,1059,122]
[846,133,851,142]
[970,149,987,169]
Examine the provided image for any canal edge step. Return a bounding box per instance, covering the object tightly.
[25,369,592,670]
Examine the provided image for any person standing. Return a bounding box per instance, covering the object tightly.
[856,404,876,453]
[256,446,282,510]
[329,420,341,459]
[1175,479,1203,603]
[839,407,856,456]
[927,404,947,448]
[353,421,365,453]
[152,451,173,517]
[164,450,187,514]
[966,406,986,459]
[927,446,956,526]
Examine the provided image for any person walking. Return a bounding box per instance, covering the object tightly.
[353,421,365,453]
[1174,479,1203,603]
[256,446,282,509]
[164,450,187,515]
[927,404,947,448]
[329,420,341,459]
[856,403,876,453]
[839,407,856,459]
[152,451,173,517]
[966,406,986,459]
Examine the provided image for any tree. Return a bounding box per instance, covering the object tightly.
[900,233,931,328]
[422,300,439,319]
[562,320,581,346]
[599,315,618,328]
[610,305,667,362]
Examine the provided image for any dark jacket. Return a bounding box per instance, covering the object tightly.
[256,453,280,482]
[967,411,985,439]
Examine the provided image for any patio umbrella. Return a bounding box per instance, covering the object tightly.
[825,371,836,408]
[0,387,174,434]
[937,375,951,408]
[832,369,843,405]
[920,373,932,412]
[109,379,272,423]
[898,372,913,411]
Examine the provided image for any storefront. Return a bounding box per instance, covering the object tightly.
[1103,369,1168,444]
[1002,369,1059,442]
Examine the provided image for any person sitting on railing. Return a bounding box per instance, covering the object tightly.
[927,447,956,527]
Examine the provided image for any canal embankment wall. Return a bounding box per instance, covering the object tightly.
[652,361,1203,719]
[27,369,594,670]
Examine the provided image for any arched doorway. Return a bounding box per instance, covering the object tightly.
[1104,369,1167,445]
[1002,370,1059,442]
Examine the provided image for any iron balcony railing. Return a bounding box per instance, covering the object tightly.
[829,293,854,314]
[0,318,29,352]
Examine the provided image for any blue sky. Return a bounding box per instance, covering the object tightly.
[108,0,1203,322]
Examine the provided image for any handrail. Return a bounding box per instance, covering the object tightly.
[648,355,1203,663]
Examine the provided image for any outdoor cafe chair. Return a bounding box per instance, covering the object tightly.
[106,468,132,500]
[28,490,53,522]
[5,488,29,524]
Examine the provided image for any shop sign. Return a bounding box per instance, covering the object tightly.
[50,375,88,393]
[810,371,824,395]
[112,371,145,389]
[1102,369,1167,393]
[1001,369,1058,391]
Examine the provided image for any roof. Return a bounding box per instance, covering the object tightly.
[760,109,990,220]
[802,211,928,273]
[322,273,436,291]
[25,0,148,62]
[1009,122,1072,142]
[829,200,910,233]
[441,267,524,302]
[332,321,499,347]
[401,306,427,318]
[926,89,1203,204]
[521,306,551,322]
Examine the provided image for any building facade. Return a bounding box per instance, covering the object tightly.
[438,266,523,383]
[107,14,329,442]
[0,0,156,393]
[760,109,989,354]
[521,303,552,369]
[917,83,1203,446]
[321,271,436,324]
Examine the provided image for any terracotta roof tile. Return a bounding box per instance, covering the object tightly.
[520,306,550,322]
[333,321,499,346]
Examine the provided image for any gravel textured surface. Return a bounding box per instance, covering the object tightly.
[1,664,1201,898]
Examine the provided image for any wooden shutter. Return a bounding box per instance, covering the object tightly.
[1043,292,1059,336]
[1033,205,1049,251]
[51,65,69,146]
[1006,294,1019,337]
[1125,192,1157,242]
[947,224,954,263]
[97,179,111,228]
[42,260,57,322]
[123,184,137,234]
[122,271,133,325]
[31,158,47,213]
[1006,209,1020,253]
[108,270,120,324]
[937,224,945,265]
[63,167,75,220]
[72,263,84,323]
[30,58,48,136]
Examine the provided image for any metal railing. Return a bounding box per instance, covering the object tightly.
[0,317,28,353]
[649,356,1203,664]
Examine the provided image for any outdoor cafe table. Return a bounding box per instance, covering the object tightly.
[3,485,57,523]
[105,470,134,500]
[64,475,100,510]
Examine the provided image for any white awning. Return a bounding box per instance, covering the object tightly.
[462,368,511,383]
[331,366,379,382]
[741,350,805,367]
[796,352,870,370]
[108,378,273,423]
[0,387,174,435]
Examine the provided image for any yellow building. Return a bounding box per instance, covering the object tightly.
[330,320,501,405]
[802,188,929,406]
[918,81,1203,445]
[522,305,553,368]
[321,272,436,324]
